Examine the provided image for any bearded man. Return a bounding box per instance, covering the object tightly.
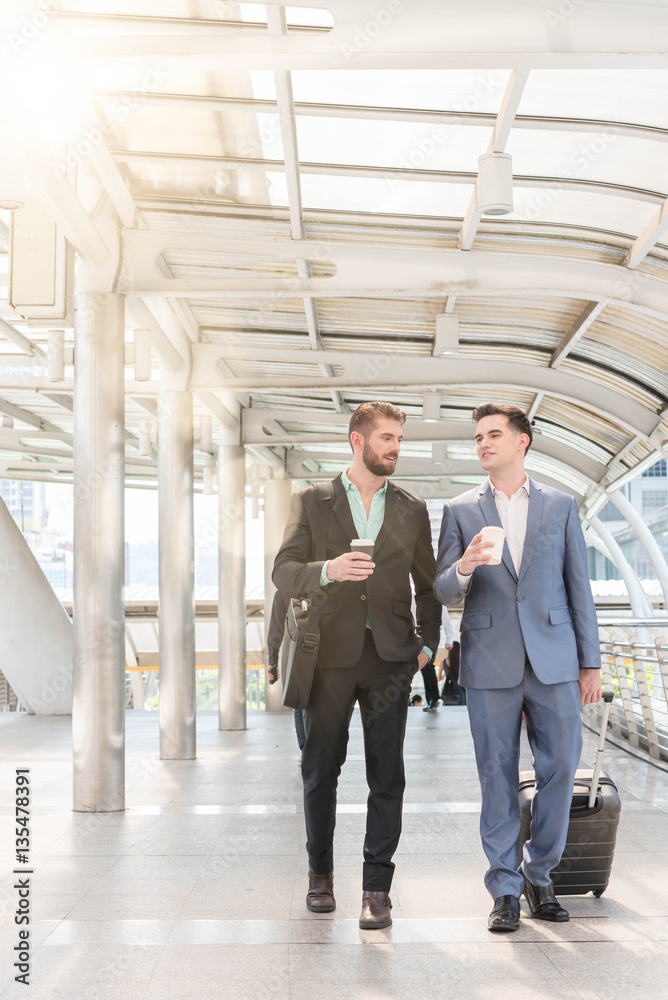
[273,401,440,929]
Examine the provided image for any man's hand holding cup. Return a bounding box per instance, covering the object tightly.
[458,526,505,576]
[326,539,375,582]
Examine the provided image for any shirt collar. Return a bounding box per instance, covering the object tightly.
[343,468,387,497]
[488,475,530,499]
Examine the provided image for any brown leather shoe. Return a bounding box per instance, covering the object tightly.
[359,891,392,929]
[306,870,335,912]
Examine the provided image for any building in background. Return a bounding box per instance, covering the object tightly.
[588,459,668,581]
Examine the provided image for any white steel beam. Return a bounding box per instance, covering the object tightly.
[240,409,609,480]
[460,69,529,251]
[0,398,61,432]
[527,392,544,421]
[93,91,668,146]
[23,129,110,270]
[267,4,345,415]
[120,236,668,326]
[0,317,44,357]
[286,452,591,494]
[49,2,668,70]
[625,199,668,270]
[42,393,74,412]
[126,298,186,374]
[550,300,607,368]
[192,390,239,433]
[111,149,666,207]
[88,131,137,230]
[191,345,659,438]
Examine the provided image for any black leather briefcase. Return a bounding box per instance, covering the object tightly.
[280,598,320,710]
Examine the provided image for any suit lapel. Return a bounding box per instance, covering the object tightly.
[518,480,544,583]
[477,482,517,581]
[330,473,358,541]
[373,481,400,559]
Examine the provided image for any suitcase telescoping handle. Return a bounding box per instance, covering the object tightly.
[588,690,615,809]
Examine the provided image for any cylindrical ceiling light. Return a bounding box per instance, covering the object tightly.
[478,152,513,216]
[423,390,441,423]
[433,313,459,356]
[133,328,151,381]
[0,122,25,210]
[199,415,213,453]
[47,329,65,382]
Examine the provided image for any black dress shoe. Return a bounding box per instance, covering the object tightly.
[359,891,392,929]
[306,870,335,912]
[487,895,520,932]
[523,877,569,922]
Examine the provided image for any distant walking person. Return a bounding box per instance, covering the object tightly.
[434,403,601,932]
[438,640,465,705]
[273,401,440,929]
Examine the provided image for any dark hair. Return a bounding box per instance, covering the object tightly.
[448,640,460,678]
[348,401,406,451]
[471,402,533,453]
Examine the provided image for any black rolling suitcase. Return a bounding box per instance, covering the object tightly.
[518,690,620,897]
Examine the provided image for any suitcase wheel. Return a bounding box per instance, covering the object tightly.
[593,890,604,898]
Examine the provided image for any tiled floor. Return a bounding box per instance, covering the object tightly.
[0,707,666,999]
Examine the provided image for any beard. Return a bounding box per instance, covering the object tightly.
[362,441,397,477]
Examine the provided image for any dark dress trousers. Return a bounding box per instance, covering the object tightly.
[272,473,440,890]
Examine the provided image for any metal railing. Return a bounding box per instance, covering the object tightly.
[582,618,668,765]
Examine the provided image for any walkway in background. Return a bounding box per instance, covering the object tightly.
[0,707,666,999]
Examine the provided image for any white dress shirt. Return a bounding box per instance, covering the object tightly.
[457,476,531,592]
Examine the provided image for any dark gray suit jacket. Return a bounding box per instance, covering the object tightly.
[272,474,440,670]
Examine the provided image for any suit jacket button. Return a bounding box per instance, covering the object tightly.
[361,594,367,601]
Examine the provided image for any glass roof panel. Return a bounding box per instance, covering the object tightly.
[289,70,512,113]
[293,118,491,172]
[123,161,273,206]
[510,188,657,238]
[518,70,668,131]
[103,105,275,160]
[269,173,474,216]
[506,130,668,195]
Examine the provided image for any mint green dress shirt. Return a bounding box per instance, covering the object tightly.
[320,469,433,658]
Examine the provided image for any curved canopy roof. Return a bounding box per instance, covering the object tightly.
[1,0,668,512]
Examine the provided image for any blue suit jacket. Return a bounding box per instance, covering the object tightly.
[434,478,600,690]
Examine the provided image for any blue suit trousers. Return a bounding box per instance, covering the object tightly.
[466,660,582,899]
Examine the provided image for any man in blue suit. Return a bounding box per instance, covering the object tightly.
[434,403,601,932]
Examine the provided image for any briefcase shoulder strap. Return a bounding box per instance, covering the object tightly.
[310,480,334,563]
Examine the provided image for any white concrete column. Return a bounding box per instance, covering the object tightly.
[218,445,246,730]
[72,291,126,812]
[158,390,196,759]
[263,477,293,711]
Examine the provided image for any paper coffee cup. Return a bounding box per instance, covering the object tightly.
[480,525,505,565]
[351,538,374,560]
